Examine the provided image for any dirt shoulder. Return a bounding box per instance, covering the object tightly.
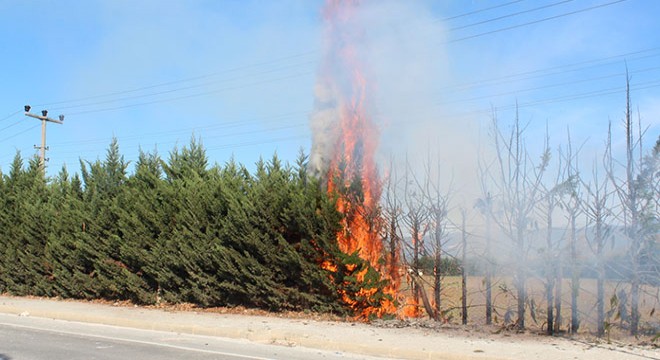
[0,295,657,360]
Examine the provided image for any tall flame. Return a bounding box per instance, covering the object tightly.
[310,0,399,319]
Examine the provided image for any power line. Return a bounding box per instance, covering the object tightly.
[64,71,312,116]
[35,51,318,108]
[0,120,24,133]
[445,47,660,91]
[378,76,660,129]
[0,110,21,122]
[449,0,574,32]
[50,110,309,147]
[47,60,315,111]
[0,124,40,143]
[452,78,660,118]
[441,0,527,21]
[441,65,660,106]
[447,0,628,43]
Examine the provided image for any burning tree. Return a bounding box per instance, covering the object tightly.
[309,0,398,319]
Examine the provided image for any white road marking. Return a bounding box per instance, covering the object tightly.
[0,321,275,360]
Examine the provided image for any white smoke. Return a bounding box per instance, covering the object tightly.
[308,0,466,187]
[308,81,341,177]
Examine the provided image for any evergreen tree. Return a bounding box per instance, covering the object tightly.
[1,154,54,295]
[155,139,220,305]
[78,138,131,299]
[46,166,95,298]
[115,149,164,303]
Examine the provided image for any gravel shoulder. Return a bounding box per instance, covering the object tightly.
[0,295,657,360]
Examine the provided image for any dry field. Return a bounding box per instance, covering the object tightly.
[402,275,660,338]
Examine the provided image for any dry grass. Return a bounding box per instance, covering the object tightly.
[402,275,660,338]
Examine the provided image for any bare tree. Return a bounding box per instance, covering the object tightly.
[421,155,452,321]
[395,157,434,318]
[475,164,495,325]
[382,157,403,307]
[460,209,469,325]
[383,155,454,321]
[539,155,563,335]
[581,154,613,338]
[487,109,551,330]
[558,132,583,334]
[605,79,653,335]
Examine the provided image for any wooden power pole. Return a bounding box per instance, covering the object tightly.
[24,105,64,172]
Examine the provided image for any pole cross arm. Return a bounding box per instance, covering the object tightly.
[25,112,64,124]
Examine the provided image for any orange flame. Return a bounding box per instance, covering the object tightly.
[318,0,400,320]
[402,296,422,318]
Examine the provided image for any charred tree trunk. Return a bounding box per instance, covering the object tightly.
[409,273,436,320]
[555,259,563,332]
[412,218,420,313]
[387,217,400,286]
[433,204,445,318]
[433,247,441,319]
[545,201,555,335]
[596,216,605,337]
[433,208,443,320]
[570,212,580,334]
[485,211,493,325]
[516,224,526,331]
[461,212,468,325]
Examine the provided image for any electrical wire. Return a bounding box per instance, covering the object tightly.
[64,71,313,116]
[0,124,40,143]
[458,78,660,117]
[35,51,318,108]
[50,110,309,147]
[380,77,660,127]
[441,65,660,106]
[448,0,574,32]
[444,47,660,91]
[441,0,527,21]
[47,63,314,110]
[447,0,628,43]
[48,61,315,111]
[0,120,25,133]
[0,110,21,123]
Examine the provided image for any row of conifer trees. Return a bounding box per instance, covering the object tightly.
[0,138,388,314]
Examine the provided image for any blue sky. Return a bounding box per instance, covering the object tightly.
[1,0,658,186]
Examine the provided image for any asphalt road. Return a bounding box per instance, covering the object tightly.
[0,314,388,360]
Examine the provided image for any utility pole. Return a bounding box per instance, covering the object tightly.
[23,105,64,172]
